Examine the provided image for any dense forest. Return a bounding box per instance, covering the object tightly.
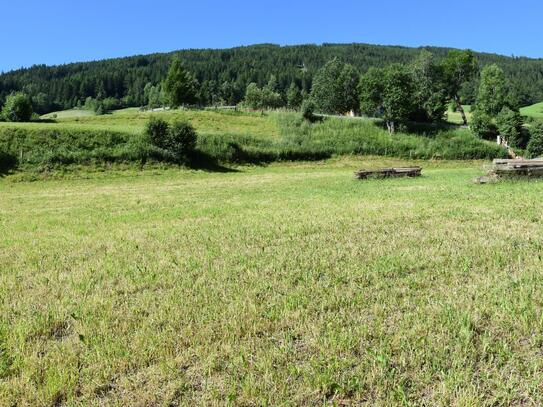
[1,43,543,114]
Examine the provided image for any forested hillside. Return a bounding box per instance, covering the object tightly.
[1,43,542,114]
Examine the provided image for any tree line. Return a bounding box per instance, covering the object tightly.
[240,49,543,155]
[2,43,543,114]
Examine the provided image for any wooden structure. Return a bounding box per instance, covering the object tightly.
[355,166,422,180]
[492,159,543,177]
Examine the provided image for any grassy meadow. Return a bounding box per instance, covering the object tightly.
[2,157,543,405]
[16,108,279,138]
[41,109,97,120]
[445,105,472,125]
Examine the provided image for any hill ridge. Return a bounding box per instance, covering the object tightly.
[1,43,542,114]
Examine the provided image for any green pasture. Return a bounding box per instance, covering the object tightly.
[2,158,543,405]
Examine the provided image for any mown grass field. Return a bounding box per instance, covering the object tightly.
[41,109,97,120]
[34,108,279,139]
[2,157,543,405]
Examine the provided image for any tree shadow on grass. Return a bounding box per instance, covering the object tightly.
[186,150,240,173]
[224,142,332,165]
[376,120,462,137]
[0,152,17,177]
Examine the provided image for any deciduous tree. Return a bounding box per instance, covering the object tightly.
[475,64,509,116]
[442,50,478,125]
[359,67,385,117]
[244,83,263,110]
[243,78,283,111]
[496,106,526,148]
[311,58,359,115]
[286,83,303,110]
[381,64,415,133]
[410,50,448,122]
[1,92,33,122]
[359,65,414,133]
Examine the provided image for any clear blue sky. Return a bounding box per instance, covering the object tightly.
[1,0,542,72]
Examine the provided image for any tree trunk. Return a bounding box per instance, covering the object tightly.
[387,120,395,134]
[455,95,467,126]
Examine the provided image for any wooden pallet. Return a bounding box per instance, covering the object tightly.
[355,166,422,179]
[492,159,543,177]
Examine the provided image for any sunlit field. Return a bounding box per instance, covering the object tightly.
[33,108,279,138]
[2,157,543,405]
[446,105,472,125]
[521,102,543,120]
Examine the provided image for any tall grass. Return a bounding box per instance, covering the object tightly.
[0,127,173,170]
[275,113,508,160]
[196,114,507,163]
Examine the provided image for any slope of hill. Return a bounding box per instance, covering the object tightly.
[0,109,506,174]
[520,102,543,119]
[1,43,543,114]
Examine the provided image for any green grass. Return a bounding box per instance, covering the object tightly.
[33,108,280,138]
[446,105,472,125]
[0,109,506,172]
[520,102,543,120]
[41,109,96,120]
[2,158,543,405]
[445,103,543,122]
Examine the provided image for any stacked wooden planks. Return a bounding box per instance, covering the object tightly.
[355,166,422,179]
[492,159,543,177]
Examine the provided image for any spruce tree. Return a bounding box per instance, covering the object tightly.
[163,56,198,108]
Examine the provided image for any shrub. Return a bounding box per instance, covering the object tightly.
[301,99,316,122]
[168,121,197,158]
[527,123,543,158]
[84,97,117,115]
[94,103,106,116]
[145,117,170,148]
[102,97,122,112]
[471,111,497,140]
[145,117,197,161]
[496,107,526,148]
[2,93,33,122]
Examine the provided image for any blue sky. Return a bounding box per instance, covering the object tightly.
[1,0,542,72]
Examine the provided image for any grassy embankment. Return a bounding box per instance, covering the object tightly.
[2,158,543,405]
[521,102,543,120]
[448,102,543,123]
[0,108,506,173]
